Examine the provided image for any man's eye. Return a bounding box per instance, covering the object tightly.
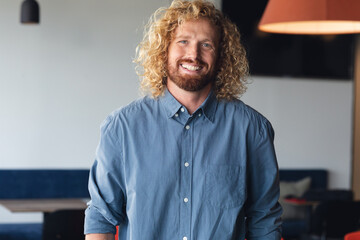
[202,43,213,49]
[178,40,187,44]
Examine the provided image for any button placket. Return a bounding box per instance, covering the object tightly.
[180,119,192,240]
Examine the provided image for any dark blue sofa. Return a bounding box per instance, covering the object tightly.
[0,169,90,240]
[279,169,328,239]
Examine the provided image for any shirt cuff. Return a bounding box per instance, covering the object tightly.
[84,205,117,235]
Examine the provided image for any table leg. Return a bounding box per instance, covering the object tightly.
[42,210,84,240]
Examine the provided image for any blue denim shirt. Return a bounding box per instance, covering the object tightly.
[84,90,282,239]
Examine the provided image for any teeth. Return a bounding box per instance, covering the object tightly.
[181,64,201,71]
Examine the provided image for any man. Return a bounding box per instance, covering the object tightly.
[85,0,282,239]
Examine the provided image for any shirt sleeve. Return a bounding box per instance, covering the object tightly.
[245,118,282,240]
[84,114,127,235]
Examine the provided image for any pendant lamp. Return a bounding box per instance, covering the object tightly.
[258,0,360,35]
[21,0,40,24]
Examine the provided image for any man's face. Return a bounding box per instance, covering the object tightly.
[166,18,220,92]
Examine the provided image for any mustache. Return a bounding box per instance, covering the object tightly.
[178,58,206,66]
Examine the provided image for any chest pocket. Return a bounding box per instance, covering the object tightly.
[205,165,245,209]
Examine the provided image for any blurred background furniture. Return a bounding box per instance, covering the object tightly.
[345,231,360,240]
[0,169,90,240]
[279,168,359,240]
[42,209,85,240]
[306,200,360,240]
[279,169,328,239]
[0,223,42,240]
[0,198,87,240]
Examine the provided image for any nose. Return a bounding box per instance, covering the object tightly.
[186,43,200,60]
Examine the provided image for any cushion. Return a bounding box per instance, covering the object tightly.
[279,169,327,189]
[0,223,42,240]
[0,170,90,199]
[279,177,311,220]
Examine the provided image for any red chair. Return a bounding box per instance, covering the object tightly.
[114,225,119,240]
[345,231,360,240]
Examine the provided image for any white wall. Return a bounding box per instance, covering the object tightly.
[0,0,353,223]
[0,0,168,170]
[242,76,353,190]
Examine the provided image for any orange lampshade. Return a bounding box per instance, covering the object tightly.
[258,0,360,34]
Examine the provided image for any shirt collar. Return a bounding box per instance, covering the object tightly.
[159,88,218,122]
[160,89,183,118]
[198,90,217,123]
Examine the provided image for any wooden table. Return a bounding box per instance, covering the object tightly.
[0,198,89,240]
[0,198,88,213]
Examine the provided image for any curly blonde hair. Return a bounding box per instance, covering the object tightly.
[134,0,249,100]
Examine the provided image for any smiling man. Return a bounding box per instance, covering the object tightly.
[167,18,219,92]
[84,1,282,240]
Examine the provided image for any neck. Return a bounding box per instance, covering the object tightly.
[166,80,212,115]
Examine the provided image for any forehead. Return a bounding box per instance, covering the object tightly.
[172,18,220,42]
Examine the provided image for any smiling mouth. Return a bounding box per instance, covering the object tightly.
[180,63,202,71]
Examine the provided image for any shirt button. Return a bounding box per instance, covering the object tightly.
[175,113,179,117]
[180,108,185,112]
[184,162,189,167]
[184,197,189,203]
[183,237,188,240]
[198,113,202,117]
[185,125,190,130]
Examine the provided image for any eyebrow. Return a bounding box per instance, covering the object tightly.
[174,34,191,39]
[174,35,215,44]
[201,39,215,43]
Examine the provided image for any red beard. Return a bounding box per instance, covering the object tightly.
[167,59,215,92]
